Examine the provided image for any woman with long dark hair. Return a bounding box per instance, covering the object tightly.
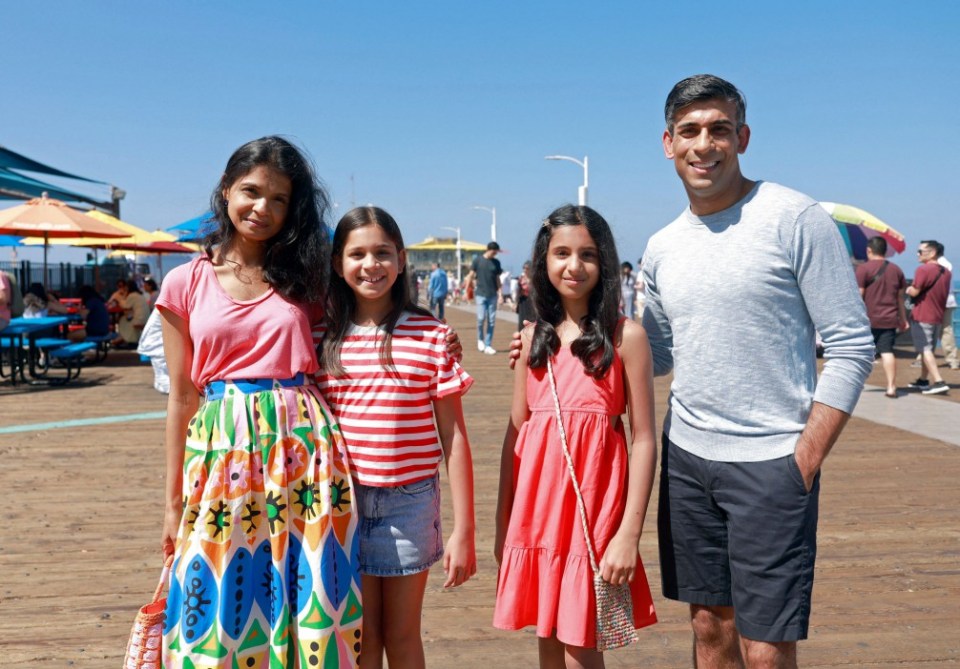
[156,136,362,667]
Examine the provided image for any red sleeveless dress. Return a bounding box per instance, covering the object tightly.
[493,345,657,647]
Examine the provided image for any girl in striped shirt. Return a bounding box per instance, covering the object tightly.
[315,206,477,669]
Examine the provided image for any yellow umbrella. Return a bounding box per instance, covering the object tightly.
[407,237,488,252]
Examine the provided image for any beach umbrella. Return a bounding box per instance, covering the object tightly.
[0,194,128,277]
[22,210,197,277]
[819,202,906,261]
[0,234,24,246]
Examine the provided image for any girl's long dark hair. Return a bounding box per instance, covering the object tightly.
[204,136,331,304]
[320,206,432,376]
[528,204,621,379]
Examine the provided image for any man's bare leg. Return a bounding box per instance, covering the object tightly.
[921,349,944,384]
[690,605,744,669]
[880,351,897,394]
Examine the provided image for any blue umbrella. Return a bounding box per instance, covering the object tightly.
[168,212,216,242]
[0,234,24,246]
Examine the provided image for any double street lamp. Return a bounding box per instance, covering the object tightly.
[471,205,497,242]
[544,154,589,206]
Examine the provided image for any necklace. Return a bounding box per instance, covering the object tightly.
[221,256,264,284]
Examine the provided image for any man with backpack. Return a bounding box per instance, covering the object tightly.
[855,237,908,397]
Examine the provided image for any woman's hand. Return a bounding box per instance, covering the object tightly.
[161,503,182,558]
[443,528,477,588]
[599,532,639,586]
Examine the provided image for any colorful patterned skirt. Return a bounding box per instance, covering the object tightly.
[163,376,362,668]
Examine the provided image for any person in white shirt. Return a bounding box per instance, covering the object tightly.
[938,253,958,369]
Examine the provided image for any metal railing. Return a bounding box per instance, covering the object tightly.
[0,260,130,298]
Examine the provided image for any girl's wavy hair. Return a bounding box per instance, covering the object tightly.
[320,206,432,376]
[528,204,621,379]
[204,136,331,304]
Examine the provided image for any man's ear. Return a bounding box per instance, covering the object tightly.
[736,124,751,154]
[662,129,675,159]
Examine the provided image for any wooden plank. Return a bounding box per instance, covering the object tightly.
[0,309,957,667]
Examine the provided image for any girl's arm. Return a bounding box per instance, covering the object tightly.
[433,393,476,588]
[159,310,199,558]
[600,320,658,586]
[494,326,532,565]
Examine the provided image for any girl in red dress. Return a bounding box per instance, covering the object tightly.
[494,204,658,667]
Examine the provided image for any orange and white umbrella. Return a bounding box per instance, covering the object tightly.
[0,194,128,274]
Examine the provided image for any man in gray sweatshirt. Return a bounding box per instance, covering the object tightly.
[641,75,873,668]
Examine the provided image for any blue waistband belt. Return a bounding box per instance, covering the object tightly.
[204,372,306,401]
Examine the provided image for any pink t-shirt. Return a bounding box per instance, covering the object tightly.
[0,272,11,324]
[156,256,321,391]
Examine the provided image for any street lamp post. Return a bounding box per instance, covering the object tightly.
[472,205,497,242]
[544,154,589,205]
[440,225,462,287]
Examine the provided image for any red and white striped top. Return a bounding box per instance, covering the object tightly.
[313,312,473,487]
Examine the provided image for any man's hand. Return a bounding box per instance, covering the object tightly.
[793,402,850,492]
[445,328,463,362]
[507,320,531,369]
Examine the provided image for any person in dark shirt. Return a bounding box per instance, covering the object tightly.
[68,285,111,342]
[465,241,502,354]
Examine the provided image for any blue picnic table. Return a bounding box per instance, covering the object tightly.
[0,316,92,385]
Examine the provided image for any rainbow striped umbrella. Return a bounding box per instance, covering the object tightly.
[819,202,905,261]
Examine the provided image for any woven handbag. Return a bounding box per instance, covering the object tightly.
[547,358,638,652]
[123,556,173,669]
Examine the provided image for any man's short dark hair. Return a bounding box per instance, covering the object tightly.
[867,237,888,256]
[920,240,943,257]
[487,241,500,251]
[665,74,747,134]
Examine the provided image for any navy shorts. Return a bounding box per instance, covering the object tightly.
[657,436,820,642]
[871,327,896,355]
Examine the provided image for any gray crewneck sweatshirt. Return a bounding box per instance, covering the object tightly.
[641,181,873,461]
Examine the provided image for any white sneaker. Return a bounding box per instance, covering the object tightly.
[484,346,497,355]
[477,340,485,352]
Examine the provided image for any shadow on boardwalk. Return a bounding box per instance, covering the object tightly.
[0,308,957,667]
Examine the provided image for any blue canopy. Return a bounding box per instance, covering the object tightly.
[0,167,99,203]
[0,234,24,246]
[0,145,106,183]
[168,212,216,241]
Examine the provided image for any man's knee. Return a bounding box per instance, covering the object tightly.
[741,638,797,669]
[690,604,738,646]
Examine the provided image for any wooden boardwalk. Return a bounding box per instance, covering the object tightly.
[1,307,958,667]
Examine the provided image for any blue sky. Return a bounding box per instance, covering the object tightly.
[3,1,959,276]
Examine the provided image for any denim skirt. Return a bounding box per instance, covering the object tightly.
[354,474,443,577]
